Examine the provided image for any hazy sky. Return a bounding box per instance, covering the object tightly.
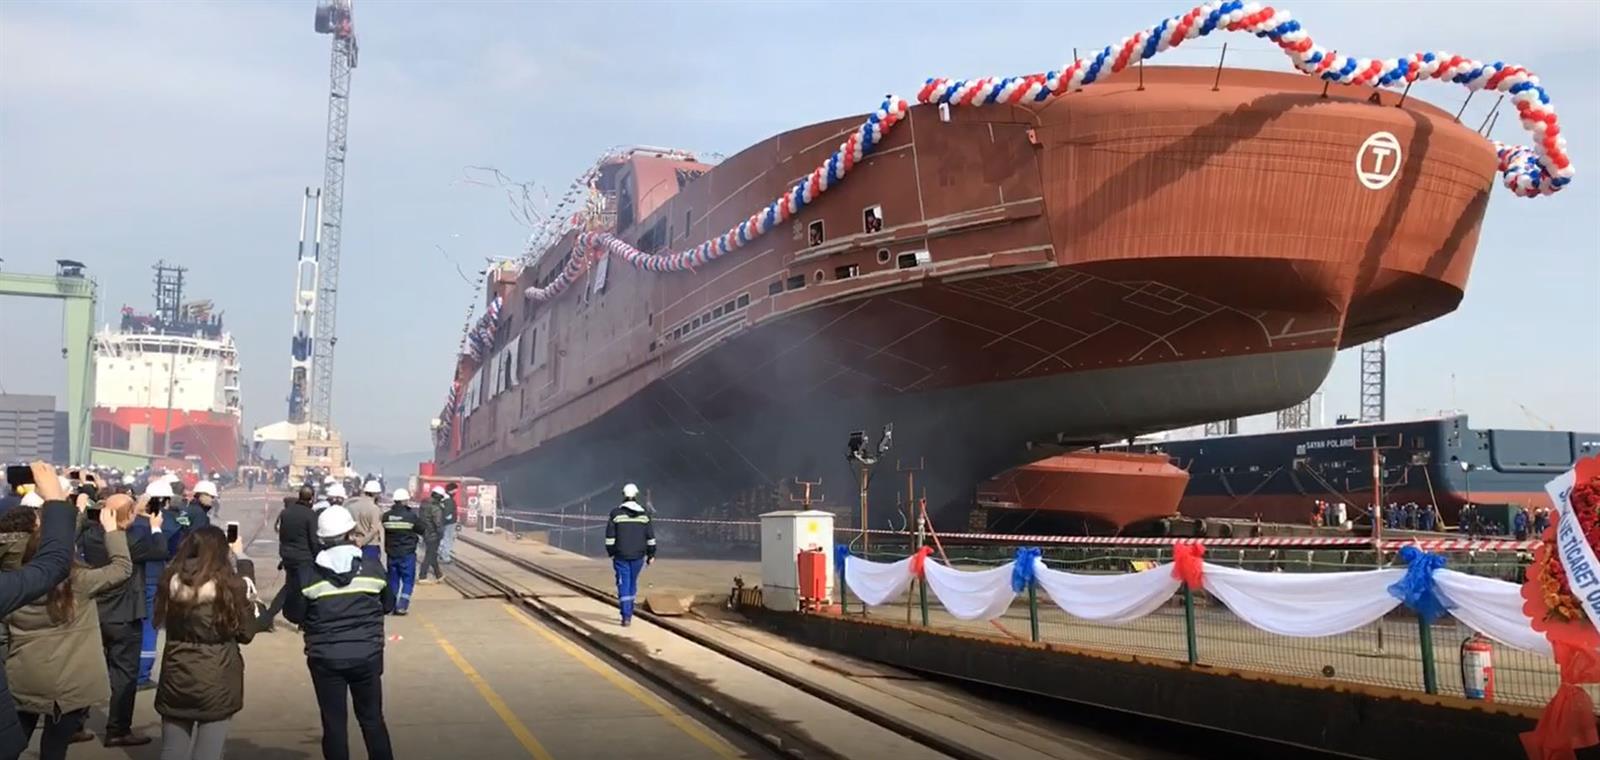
[2,1,1597,460]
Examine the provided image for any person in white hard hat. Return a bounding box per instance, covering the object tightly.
[324,483,347,507]
[380,490,420,614]
[191,479,219,522]
[284,505,394,760]
[345,481,384,563]
[605,483,656,626]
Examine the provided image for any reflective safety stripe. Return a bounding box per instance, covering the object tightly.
[604,538,616,545]
[383,522,414,530]
[646,538,657,545]
[612,514,650,524]
[302,576,387,599]
[619,595,636,602]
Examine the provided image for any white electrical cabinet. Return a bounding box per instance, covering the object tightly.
[759,510,834,612]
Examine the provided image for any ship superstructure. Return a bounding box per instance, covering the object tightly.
[92,262,242,473]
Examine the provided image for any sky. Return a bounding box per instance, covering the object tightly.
[1,0,1597,462]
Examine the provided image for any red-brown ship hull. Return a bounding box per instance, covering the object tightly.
[443,66,1494,522]
[91,407,240,474]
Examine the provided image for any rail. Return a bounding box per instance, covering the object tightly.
[452,535,998,760]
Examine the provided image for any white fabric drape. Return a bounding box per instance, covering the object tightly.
[1202,564,1406,637]
[1434,569,1552,655]
[842,553,1554,656]
[844,555,917,606]
[922,561,1017,621]
[1031,559,1182,624]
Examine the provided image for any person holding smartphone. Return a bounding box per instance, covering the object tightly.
[80,496,167,746]
[5,488,130,759]
[0,463,78,758]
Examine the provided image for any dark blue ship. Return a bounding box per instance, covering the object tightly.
[1134,416,1600,527]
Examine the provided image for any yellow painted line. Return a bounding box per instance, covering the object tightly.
[500,603,743,760]
[422,618,556,760]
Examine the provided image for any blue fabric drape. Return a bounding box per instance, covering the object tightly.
[1387,545,1450,623]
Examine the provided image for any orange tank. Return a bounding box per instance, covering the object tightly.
[979,452,1191,530]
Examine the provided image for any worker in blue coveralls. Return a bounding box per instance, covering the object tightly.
[605,483,656,626]
[381,489,420,615]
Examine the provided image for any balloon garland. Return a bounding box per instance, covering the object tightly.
[518,1,1571,307]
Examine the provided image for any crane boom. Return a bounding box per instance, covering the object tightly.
[310,0,357,436]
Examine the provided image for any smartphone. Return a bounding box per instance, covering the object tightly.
[226,522,240,544]
[86,505,102,522]
[5,465,33,488]
[67,469,82,481]
[146,496,168,515]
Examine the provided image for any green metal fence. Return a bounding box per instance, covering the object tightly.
[842,546,1586,710]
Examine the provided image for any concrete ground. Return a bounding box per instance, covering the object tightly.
[32,492,756,760]
[456,533,1198,760]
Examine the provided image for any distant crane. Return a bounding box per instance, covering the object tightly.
[254,1,357,481]
[1518,403,1557,431]
[307,0,357,435]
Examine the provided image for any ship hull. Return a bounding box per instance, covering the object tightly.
[1133,418,1600,527]
[444,66,1498,523]
[473,330,1330,522]
[91,407,240,474]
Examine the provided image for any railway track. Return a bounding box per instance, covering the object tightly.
[450,535,995,760]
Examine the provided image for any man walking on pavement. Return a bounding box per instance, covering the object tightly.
[605,483,656,626]
[417,488,446,584]
[380,490,419,614]
[437,485,458,565]
[258,486,320,632]
[346,481,384,563]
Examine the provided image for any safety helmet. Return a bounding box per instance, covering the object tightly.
[362,480,382,494]
[193,480,218,497]
[326,483,348,500]
[313,500,330,512]
[20,492,43,508]
[430,486,446,497]
[316,505,357,538]
[145,480,175,499]
[162,472,180,484]
[622,483,639,500]
[392,488,410,502]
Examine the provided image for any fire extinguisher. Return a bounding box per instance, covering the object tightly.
[1460,634,1495,701]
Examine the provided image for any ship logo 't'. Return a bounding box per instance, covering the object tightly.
[1356,132,1403,190]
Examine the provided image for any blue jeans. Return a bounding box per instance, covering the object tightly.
[439,527,456,564]
[140,581,160,683]
[612,557,645,623]
[362,545,382,563]
[386,554,416,612]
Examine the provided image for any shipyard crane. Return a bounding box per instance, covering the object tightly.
[308,0,357,435]
[253,1,357,482]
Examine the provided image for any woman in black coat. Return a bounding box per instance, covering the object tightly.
[152,526,256,760]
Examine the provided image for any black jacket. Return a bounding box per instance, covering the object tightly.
[419,499,445,542]
[277,500,320,566]
[0,501,75,758]
[381,505,420,558]
[605,501,656,560]
[80,521,169,623]
[284,546,393,662]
